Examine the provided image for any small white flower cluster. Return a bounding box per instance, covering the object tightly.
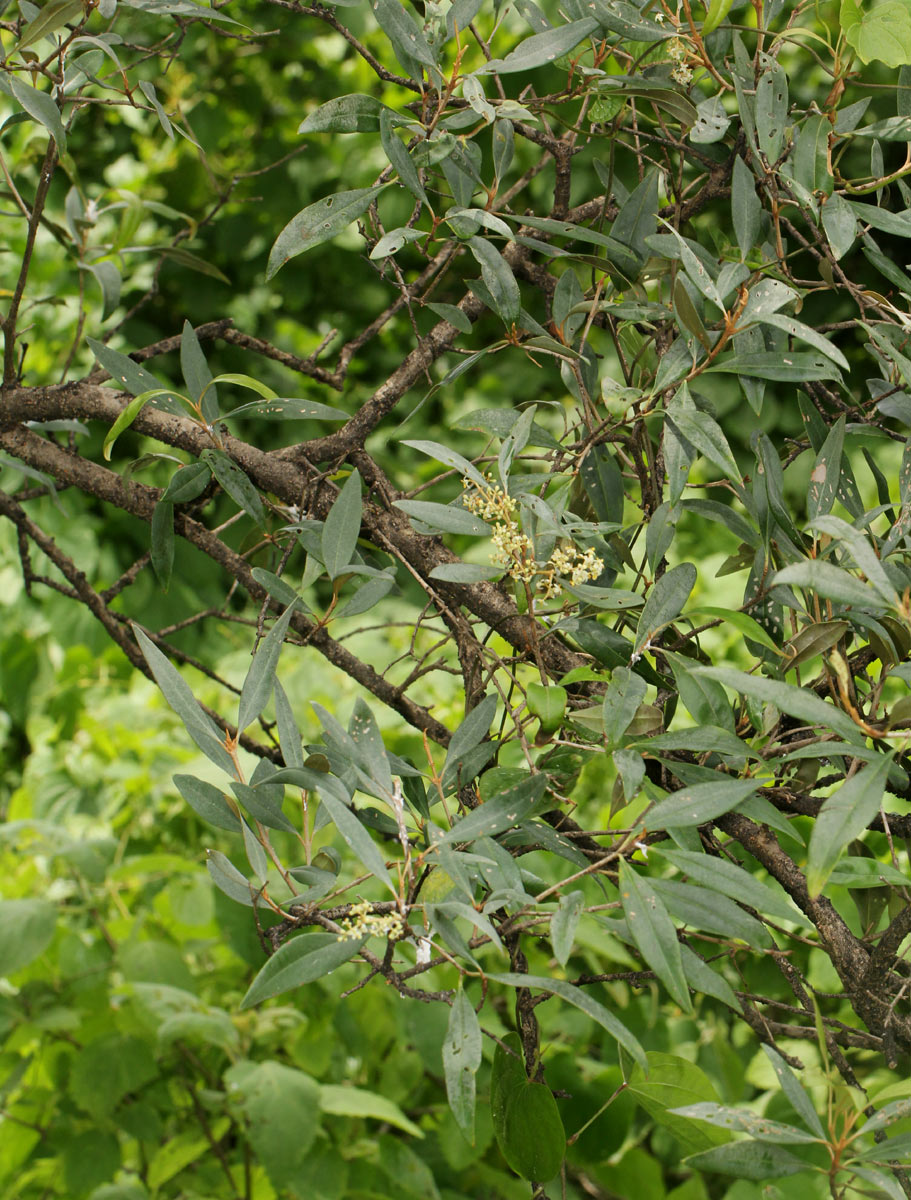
[462,476,603,598]
[339,901,405,942]
[538,544,604,599]
[668,38,693,86]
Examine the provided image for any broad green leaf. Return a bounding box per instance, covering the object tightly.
[488,973,646,1068]
[237,602,299,733]
[436,773,547,846]
[499,1080,566,1181]
[0,898,56,974]
[806,753,893,896]
[235,778,296,836]
[266,185,386,279]
[628,1053,730,1155]
[133,625,235,772]
[551,889,584,967]
[200,449,264,525]
[634,562,697,656]
[619,860,691,1012]
[10,76,67,153]
[612,171,659,262]
[299,93,385,133]
[319,1084,423,1137]
[840,0,911,66]
[223,1060,320,1189]
[645,778,759,830]
[174,774,241,832]
[321,469,362,579]
[703,0,733,34]
[526,682,567,733]
[240,932,367,1007]
[695,667,865,744]
[478,18,599,74]
[443,988,482,1143]
[667,654,734,731]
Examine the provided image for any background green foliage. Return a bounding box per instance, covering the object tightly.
[6,1,911,1198]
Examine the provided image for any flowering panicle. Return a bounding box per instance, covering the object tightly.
[339,900,405,942]
[668,38,693,86]
[462,476,604,598]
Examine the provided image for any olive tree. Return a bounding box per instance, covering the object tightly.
[5,0,911,1195]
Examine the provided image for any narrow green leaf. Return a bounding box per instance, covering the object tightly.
[488,973,646,1068]
[237,602,299,733]
[634,562,697,656]
[200,449,264,525]
[380,109,428,205]
[393,499,490,535]
[602,668,648,744]
[551,890,584,967]
[372,0,438,70]
[821,193,856,259]
[221,397,348,422]
[619,860,691,1012]
[160,461,211,504]
[467,237,520,324]
[18,0,85,49]
[684,1140,809,1179]
[319,1084,423,1137]
[646,778,759,830]
[240,932,367,1007]
[806,753,893,896]
[478,18,599,74]
[654,848,809,926]
[133,624,235,773]
[180,320,215,414]
[321,469,362,579]
[299,93,385,134]
[672,1103,820,1144]
[707,352,840,382]
[695,667,865,744]
[174,774,241,832]
[443,988,482,1143]
[732,158,759,261]
[771,561,877,608]
[763,1046,827,1137]
[266,185,386,279]
[317,789,396,895]
[436,773,547,846]
[150,500,174,591]
[206,850,258,907]
[103,390,171,460]
[10,76,66,153]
